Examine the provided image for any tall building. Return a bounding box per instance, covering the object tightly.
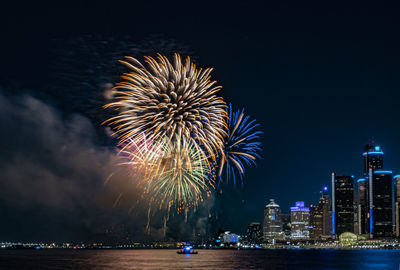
[247,222,262,244]
[371,171,393,237]
[394,175,400,238]
[290,201,310,239]
[322,198,333,237]
[358,143,394,238]
[263,199,284,242]
[332,173,354,236]
[310,187,332,239]
[309,205,321,239]
[363,144,384,175]
[357,178,369,235]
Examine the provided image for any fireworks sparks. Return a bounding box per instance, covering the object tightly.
[104,53,262,214]
[150,136,213,210]
[119,135,213,210]
[217,104,262,187]
[104,53,227,159]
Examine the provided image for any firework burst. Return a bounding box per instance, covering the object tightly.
[119,135,213,210]
[151,136,213,210]
[217,104,262,187]
[104,53,227,159]
[118,133,164,183]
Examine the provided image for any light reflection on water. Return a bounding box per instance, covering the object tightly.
[0,249,399,269]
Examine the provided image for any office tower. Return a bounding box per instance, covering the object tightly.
[247,222,262,244]
[371,171,393,237]
[323,207,333,237]
[263,199,284,242]
[320,187,333,237]
[394,175,400,237]
[311,187,332,239]
[359,143,394,238]
[290,201,310,239]
[357,178,369,235]
[363,144,383,175]
[332,173,354,236]
[310,204,322,239]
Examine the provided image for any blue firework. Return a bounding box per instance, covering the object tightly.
[217,104,262,186]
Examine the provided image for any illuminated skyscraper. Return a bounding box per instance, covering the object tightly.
[290,201,310,239]
[363,144,383,175]
[371,171,393,237]
[357,178,369,235]
[332,174,354,236]
[263,199,284,242]
[357,143,398,238]
[394,175,400,237]
[358,143,394,238]
[310,187,332,239]
[310,204,322,239]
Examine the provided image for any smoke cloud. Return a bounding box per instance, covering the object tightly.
[0,91,214,243]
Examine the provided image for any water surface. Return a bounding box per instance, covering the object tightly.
[0,249,399,269]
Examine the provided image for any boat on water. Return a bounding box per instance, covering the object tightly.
[177,245,198,254]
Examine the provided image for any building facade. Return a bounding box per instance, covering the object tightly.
[371,171,393,237]
[332,174,354,236]
[395,175,400,238]
[290,201,310,239]
[310,187,332,239]
[357,178,369,235]
[358,144,394,238]
[263,199,284,242]
[310,204,322,239]
[321,190,333,237]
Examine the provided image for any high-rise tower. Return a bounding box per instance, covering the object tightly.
[357,178,369,235]
[263,199,284,242]
[358,143,393,238]
[310,187,332,239]
[394,175,400,237]
[332,173,354,236]
[290,201,310,239]
[363,144,383,175]
[371,171,393,237]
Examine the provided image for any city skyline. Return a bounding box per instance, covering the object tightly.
[265,143,397,210]
[260,142,399,245]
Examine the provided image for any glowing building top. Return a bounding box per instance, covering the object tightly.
[363,143,383,175]
[290,201,309,212]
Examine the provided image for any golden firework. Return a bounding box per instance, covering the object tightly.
[104,53,227,159]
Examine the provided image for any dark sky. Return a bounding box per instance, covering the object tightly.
[1,2,400,241]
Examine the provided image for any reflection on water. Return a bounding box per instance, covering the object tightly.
[0,249,399,269]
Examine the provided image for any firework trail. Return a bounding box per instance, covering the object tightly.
[104,53,227,159]
[217,103,262,187]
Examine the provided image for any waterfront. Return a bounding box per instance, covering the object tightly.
[0,249,399,269]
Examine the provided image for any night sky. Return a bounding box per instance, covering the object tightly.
[2,3,400,242]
